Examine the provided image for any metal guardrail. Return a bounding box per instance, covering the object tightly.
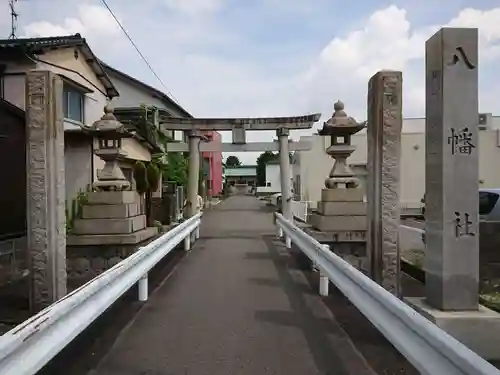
[275,213,500,375]
[0,213,202,375]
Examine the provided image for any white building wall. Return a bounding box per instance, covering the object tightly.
[295,116,500,210]
[2,74,25,109]
[264,163,293,193]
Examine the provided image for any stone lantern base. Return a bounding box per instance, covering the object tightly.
[306,187,367,269]
[310,187,367,237]
[67,191,158,246]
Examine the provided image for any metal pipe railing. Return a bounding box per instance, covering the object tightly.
[275,213,499,375]
[0,213,202,375]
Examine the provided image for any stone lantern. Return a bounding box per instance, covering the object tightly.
[309,100,368,251]
[89,106,132,191]
[319,100,366,190]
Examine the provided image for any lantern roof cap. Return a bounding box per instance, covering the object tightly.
[90,105,127,134]
[318,100,366,136]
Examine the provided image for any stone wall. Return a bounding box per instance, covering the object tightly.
[0,236,27,285]
[151,196,176,225]
[66,231,164,291]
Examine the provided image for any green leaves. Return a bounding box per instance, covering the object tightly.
[147,162,160,192]
[225,155,241,167]
[162,152,188,186]
[133,161,149,194]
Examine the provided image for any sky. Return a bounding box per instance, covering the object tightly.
[1,0,499,164]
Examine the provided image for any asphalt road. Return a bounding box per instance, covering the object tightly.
[89,196,376,375]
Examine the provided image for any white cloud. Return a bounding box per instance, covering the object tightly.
[163,0,224,14]
[4,2,500,164]
[447,7,500,61]
[23,4,121,38]
[302,5,500,125]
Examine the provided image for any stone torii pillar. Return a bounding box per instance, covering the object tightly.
[277,128,293,247]
[159,114,321,221]
[187,131,201,218]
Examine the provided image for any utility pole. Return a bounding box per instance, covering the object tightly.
[9,0,19,39]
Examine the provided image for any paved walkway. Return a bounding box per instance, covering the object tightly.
[91,196,374,375]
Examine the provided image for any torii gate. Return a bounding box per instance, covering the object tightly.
[160,113,321,234]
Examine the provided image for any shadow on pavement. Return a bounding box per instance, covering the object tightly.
[260,235,365,375]
[291,245,420,375]
[36,245,186,375]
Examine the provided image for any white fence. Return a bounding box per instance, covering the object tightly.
[275,213,499,375]
[256,186,280,195]
[291,200,309,222]
[399,225,425,252]
[0,213,202,375]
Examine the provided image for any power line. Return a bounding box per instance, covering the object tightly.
[99,0,185,109]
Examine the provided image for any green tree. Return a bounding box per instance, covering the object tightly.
[225,155,241,167]
[162,152,188,186]
[133,160,161,226]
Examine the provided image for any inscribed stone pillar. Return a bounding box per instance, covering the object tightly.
[425,28,479,311]
[26,71,66,311]
[367,70,403,295]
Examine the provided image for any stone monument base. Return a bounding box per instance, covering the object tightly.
[310,214,366,232]
[308,187,367,269]
[67,227,158,246]
[405,297,500,360]
[311,189,367,232]
[70,190,158,245]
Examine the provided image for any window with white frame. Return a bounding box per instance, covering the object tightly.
[63,83,84,123]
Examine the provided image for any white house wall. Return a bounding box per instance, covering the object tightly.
[2,74,26,109]
[296,125,500,209]
[65,133,93,201]
[108,72,184,140]
[265,164,293,193]
[1,51,110,203]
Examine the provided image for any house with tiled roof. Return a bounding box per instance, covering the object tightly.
[0,34,187,212]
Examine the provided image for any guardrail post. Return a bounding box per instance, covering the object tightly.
[319,273,329,296]
[195,226,200,240]
[138,274,148,302]
[276,223,283,238]
[319,245,330,296]
[285,235,292,249]
[184,232,191,251]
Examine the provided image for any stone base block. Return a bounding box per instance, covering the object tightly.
[86,191,140,205]
[310,213,366,231]
[405,297,500,360]
[82,203,139,219]
[67,227,158,246]
[317,201,366,216]
[73,215,146,235]
[304,228,367,243]
[321,188,364,202]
